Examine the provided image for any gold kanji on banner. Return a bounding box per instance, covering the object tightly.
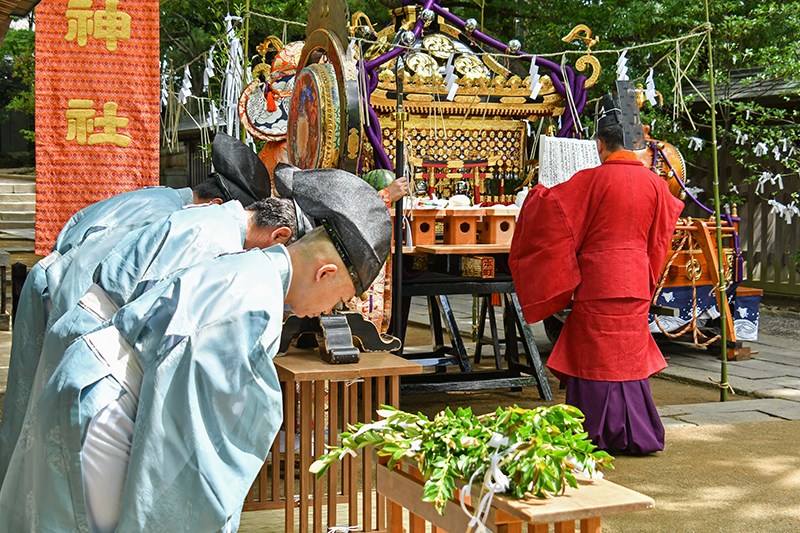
[64,0,94,46]
[65,99,132,147]
[64,0,131,51]
[93,0,131,52]
[65,99,95,144]
[37,0,160,254]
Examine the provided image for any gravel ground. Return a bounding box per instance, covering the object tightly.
[758,309,800,340]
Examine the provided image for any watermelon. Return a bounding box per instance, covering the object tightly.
[362,169,395,191]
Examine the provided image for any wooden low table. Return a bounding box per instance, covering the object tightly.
[242,348,422,533]
[379,460,654,533]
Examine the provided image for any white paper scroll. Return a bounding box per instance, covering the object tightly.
[537,136,601,188]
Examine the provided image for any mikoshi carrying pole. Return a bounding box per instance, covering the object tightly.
[705,0,728,401]
[392,56,408,347]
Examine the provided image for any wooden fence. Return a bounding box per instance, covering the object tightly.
[687,152,800,296]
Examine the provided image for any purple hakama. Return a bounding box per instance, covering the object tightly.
[566,376,665,454]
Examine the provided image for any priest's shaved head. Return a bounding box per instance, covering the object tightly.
[284,226,357,317]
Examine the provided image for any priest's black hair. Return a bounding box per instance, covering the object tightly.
[247,197,299,244]
[596,124,625,152]
[192,177,226,203]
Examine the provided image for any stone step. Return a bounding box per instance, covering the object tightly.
[0,193,35,203]
[0,202,35,213]
[0,172,35,182]
[0,212,34,222]
[0,182,35,194]
[0,220,35,230]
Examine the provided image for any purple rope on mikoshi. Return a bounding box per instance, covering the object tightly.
[558,73,588,137]
[359,0,436,171]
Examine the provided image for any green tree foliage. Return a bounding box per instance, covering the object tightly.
[0,26,35,141]
[160,0,308,101]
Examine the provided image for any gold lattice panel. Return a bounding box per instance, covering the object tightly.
[371,116,527,172]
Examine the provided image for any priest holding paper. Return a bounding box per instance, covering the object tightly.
[509,94,684,454]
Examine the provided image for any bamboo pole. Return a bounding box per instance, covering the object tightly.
[242,0,251,143]
[704,0,728,402]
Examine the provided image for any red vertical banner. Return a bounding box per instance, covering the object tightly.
[35,0,159,255]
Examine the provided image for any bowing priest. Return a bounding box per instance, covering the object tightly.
[0,167,392,533]
[509,94,684,454]
[0,133,273,487]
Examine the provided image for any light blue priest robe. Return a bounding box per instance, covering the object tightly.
[34,200,249,407]
[0,186,194,489]
[53,186,194,255]
[0,245,290,532]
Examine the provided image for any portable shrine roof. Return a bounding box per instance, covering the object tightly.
[364,6,600,119]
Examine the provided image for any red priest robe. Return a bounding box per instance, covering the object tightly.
[509,151,684,382]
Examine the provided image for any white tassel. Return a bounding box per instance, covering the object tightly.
[754,142,768,157]
[773,145,782,161]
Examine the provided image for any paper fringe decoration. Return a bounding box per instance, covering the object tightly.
[528,56,542,100]
[203,45,216,93]
[616,49,629,81]
[444,53,458,101]
[688,136,704,151]
[178,66,192,105]
[645,68,657,105]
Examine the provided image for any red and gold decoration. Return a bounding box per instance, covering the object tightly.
[35,0,160,254]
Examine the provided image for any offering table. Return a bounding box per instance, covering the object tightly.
[378,459,654,533]
[242,348,422,533]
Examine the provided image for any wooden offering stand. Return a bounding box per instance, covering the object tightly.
[379,458,654,533]
[242,348,421,533]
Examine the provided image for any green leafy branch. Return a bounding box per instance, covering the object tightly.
[310,405,614,516]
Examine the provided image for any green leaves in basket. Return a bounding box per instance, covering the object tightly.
[309,404,614,516]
